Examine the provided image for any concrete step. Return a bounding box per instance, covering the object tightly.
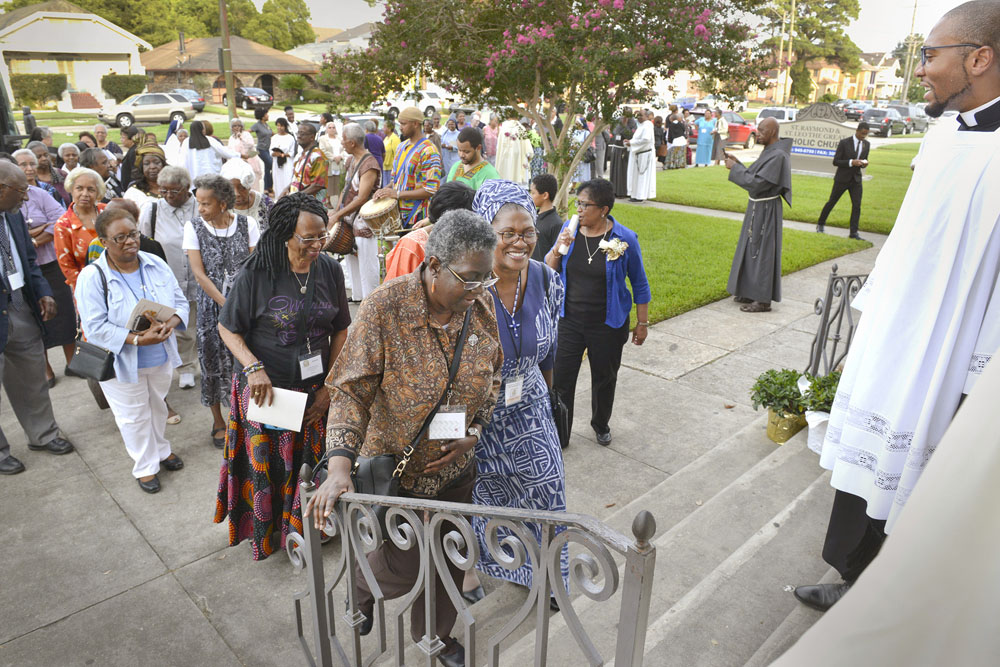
[500,430,830,666]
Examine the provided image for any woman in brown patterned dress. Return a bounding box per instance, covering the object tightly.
[305,209,503,667]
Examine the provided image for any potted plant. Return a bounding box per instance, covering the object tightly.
[800,371,841,453]
[750,368,807,444]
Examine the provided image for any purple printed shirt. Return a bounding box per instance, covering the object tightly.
[21,184,66,265]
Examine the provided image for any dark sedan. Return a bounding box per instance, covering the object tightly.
[844,102,871,121]
[170,88,205,112]
[862,108,908,137]
[222,87,273,110]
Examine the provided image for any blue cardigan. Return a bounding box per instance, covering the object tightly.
[555,215,651,328]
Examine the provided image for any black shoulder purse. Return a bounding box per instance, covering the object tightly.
[313,308,473,537]
[542,266,571,449]
[68,266,116,384]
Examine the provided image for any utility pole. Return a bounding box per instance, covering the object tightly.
[774,9,786,104]
[219,0,236,119]
[783,0,796,103]
[900,0,919,102]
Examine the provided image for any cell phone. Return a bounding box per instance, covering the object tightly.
[135,315,151,332]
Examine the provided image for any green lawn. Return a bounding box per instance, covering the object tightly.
[595,202,871,325]
[653,142,918,235]
[46,121,234,146]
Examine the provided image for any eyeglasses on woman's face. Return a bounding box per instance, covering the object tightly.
[445,265,499,291]
[107,230,140,246]
[497,229,537,244]
[293,232,330,246]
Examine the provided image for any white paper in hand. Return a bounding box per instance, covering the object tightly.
[246,387,308,432]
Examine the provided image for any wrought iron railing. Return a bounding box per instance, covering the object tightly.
[287,463,657,666]
[805,264,868,377]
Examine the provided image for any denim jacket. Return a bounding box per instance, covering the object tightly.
[555,215,651,328]
[76,251,189,384]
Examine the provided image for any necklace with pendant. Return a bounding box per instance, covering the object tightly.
[292,266,310,294]
[582,218,611,264]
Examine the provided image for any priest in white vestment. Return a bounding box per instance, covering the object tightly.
[793,0,1000,615]
[625,110,656,202]
[494,117,532,185]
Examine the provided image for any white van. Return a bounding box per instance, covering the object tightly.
[756,107,798,123]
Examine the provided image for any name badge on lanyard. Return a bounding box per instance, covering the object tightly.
[505,376,524,406]
[429,404,466,440]
[298,336,323,380]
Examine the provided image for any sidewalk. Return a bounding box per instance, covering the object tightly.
[0,225,884,665]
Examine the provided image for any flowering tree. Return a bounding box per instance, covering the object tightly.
[320,0,767,210]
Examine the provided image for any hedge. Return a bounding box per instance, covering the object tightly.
[302,88,333,103]
[10,74,67,107]
[102,74,147,103]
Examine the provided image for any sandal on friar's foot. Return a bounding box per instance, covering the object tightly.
[740,301,772,313]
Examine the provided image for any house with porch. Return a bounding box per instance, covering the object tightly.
[0,0,150,110]
[141,35,319,104]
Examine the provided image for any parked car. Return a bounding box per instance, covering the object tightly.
[687,110,758,148]
[97,92,194,128]
[844,101,871,121]
[673,96,697,111]
[887,104,929,133]
[370,89,455,118]
[756,106,798,122]
[222,87,273,110]
[169,88,205,112]
[862,108,907,137]
[693,95,748,113]
[832,98,853,110]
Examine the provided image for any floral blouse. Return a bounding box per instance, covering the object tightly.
[325,268,503,497]
[55,202,106,290]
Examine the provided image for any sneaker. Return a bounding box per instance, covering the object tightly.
[179,373,195,389]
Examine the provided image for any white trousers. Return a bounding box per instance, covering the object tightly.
[100,362,173,478]
[344,235,380,300]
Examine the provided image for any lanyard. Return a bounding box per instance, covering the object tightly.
[110,260,147,302]
[490,269,523,363]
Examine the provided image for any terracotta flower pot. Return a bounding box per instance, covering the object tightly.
[766,408,807,444]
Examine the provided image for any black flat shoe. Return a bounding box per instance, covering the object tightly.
[437,640,465,667]
[29,437,74,455]
[47,376,56,388]
[137,475,161,494]
[0,455,25,475]
[816,224,825,233]
[595,430,612,446]
[211,428,226,449]
[850,234,865,241]
[549,597,560,612]
[793,582,851,612]
[161,454,184,471]
[461,585,485,604]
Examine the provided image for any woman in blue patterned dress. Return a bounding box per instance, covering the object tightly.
[467,179,569,606]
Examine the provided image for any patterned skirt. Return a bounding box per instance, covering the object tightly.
[530,146,546,180]
[668,145,687,170]
[213,372,325,561]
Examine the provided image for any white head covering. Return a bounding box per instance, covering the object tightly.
[220,158,255,190]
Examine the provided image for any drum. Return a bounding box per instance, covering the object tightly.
[359,197,402,236]
[325,219,355,255]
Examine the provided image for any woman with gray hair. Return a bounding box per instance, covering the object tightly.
[329,121,380,301]
[221,157,273,232]
[57,143,80,177]
[306,208,503,667]
[183,174,260,447]
[227,117,264,191]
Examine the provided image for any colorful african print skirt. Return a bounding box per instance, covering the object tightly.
[213,372,325,561]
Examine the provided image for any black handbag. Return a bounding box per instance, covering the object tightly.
[313,308,473,538]
[67,266,116,383]
[582,146,596,164]
[550,388,570,450]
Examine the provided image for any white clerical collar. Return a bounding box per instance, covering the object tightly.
[959,94,1000,127]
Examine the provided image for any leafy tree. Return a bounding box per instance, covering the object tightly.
[319,0,767,210]
[762,0,862,104]
[242,0,314,52]
[893,34,926,102]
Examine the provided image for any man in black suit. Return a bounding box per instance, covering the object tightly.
[0,161,75,475]
[816,122,870,240]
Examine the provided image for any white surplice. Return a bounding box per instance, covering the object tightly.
[819,128,1000,533]
[495,120,532,185]
[626,119,656,200]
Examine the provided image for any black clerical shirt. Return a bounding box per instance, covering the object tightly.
[957,96,1000,132]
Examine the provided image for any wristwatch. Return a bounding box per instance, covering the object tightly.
[467,425,482,442]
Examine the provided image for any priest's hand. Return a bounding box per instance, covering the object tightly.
[724,155,740,170]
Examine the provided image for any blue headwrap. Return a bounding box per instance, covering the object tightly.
[472,179,537,225]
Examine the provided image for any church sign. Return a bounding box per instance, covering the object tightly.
[780,103,857,177]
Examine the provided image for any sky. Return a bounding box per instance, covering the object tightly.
[305,0,966,53]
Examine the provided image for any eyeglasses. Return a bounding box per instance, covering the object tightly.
[293,232,330,246]
[108,230,140,246]
[920,43,982,66]
[445,265,499,291]
[0,183,28,197]
[497,230,538,244]
[576,201,600,210]
[160,187,185,196]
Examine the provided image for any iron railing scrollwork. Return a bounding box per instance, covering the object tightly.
[806,264,869,377]
[287,463,657,666]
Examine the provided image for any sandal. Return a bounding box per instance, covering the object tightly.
[740,301,772,313]
[211,428,226,449]
[166,410,182,425]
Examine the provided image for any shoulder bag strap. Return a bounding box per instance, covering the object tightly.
[150,201,157,241]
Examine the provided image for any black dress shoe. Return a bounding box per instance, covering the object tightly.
[47,376,56,388]
[849,233,865,241]
[137,475,161,494]
[29,437,74,455]
[549,596,560,612]
[461,585,485,605]
[793,582,851,611]
[0,455,25,475]
[595,430,612,446]
[161,454,184,471]
[437,640,465,667]
[816,224,825,233]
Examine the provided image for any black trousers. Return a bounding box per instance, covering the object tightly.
[818,179,863,236]
[552,317,630,436]
[821,490,887,583]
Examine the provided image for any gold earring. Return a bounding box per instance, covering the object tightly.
[431,279,437,294]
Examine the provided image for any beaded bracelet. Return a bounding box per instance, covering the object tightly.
[243,361,265,376]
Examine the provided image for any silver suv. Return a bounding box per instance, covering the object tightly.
[97,92,195,128]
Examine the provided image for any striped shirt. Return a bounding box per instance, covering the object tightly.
[390,137,442,226]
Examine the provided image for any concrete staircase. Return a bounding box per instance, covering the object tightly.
[69,92,102,110]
